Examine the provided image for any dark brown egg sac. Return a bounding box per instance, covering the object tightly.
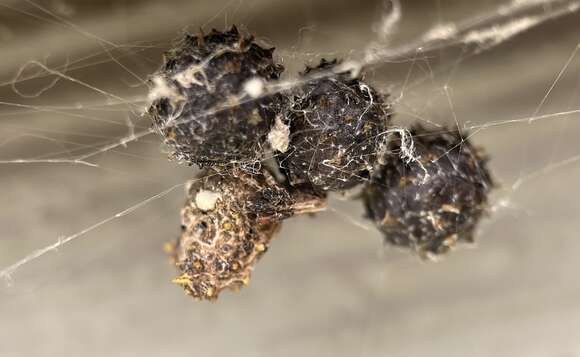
[148,26,286,168]
[168,169,326,300]
[362,126,494,260]
[279,59,392,192]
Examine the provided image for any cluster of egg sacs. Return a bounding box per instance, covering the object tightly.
[149,27,493,300]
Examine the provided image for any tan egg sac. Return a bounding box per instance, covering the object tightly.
[167,169,326,300]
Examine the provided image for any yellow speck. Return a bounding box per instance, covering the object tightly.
[362,122,372,133]
[192,260,203,271]
[206,286,215,298]
[222,222,233,231]
[255,243,266,252]
[171,273,191,286]
[242,275,250,286]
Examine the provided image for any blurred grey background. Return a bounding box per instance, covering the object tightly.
[1,0,580,356]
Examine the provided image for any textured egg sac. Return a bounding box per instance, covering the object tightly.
[148,26,285,167]
[279,59,392,192]
[362,126,493,259]
[169,169,325,300]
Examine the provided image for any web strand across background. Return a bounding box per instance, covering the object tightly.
[1,0,580,356]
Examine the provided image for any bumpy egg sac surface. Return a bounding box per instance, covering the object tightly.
[149,26,286,167]
[279,59,392,192]
[363,126,493,259]
[169,169,325,300]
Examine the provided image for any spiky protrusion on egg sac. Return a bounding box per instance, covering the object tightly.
[362,126,494,259]
[279,59,392,192]
[148,26,286,168]
[168,168,326,300]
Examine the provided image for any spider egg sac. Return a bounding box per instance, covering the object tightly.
[148,26,286,167]
[279,59,392,192]
[362,126,494,259]
[168,169,326,300]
